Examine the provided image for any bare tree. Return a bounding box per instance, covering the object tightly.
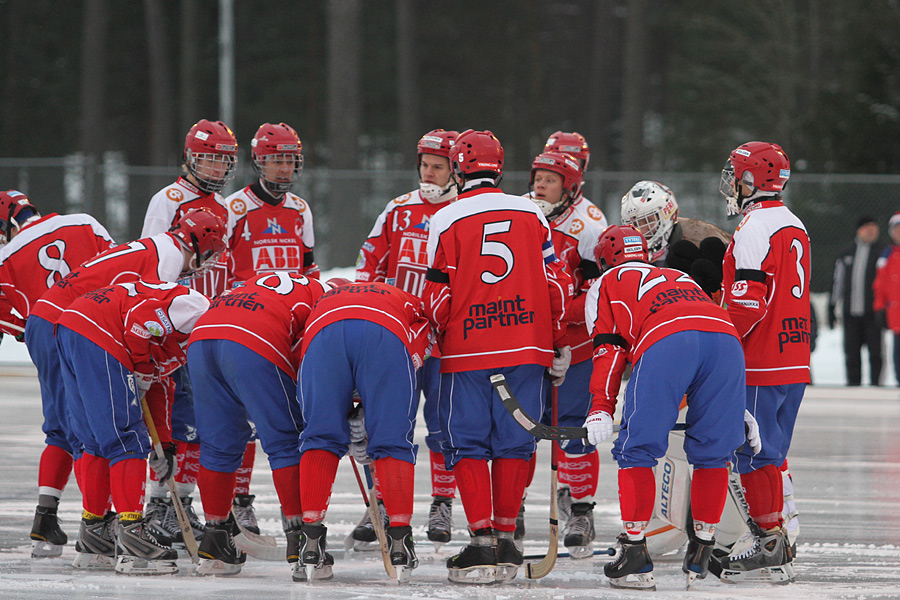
[588,0,619,171]
[396,0,419,163]
[144,0,175,167]
[620,0,648,171]
[79,0,109,217]
[180,0,202,134]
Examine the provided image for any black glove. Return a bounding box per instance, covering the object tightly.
[827,307,836,329]
[698,236,727,266]
[876,310,888,330]
[665,240,700,273]
[149,441,177,481]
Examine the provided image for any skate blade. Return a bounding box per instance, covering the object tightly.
[495,564,519,583]
[720,562,795,584]
[196,558,243,576]
[608,572,656,590]
[293,563,334,582]
[685,571,699,590]
[31,540,64,558]
[72,552,116,570]
[448,565,497,584]
[114,555,179,575]
[566,543,594,560]
[395,565,413,584]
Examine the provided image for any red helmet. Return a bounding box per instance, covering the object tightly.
[0,190,39,244]
[450,129,504,179]
[417,129,459,161]
[544,131,590,171]
[183,119,238,194]
[720,141,790,217]
[251,122,304,195]
[169,207,227,276]
[593,225,648,272]
[529,152,583,219]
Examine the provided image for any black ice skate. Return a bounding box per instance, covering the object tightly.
[143,497,175,547]
[604,534,656,590]
[161,496,205,545]
[446,528,497,584]
[196,515,246,576]
[347,501,388,551]
[30,505,67,558]
[426,496,453,549]
[562,502,596,559]
[115,517,179,575]
[296,523,334,582]
[717,527,795,584]
[388,525,418,583]
[682,535,715,589]
[496,531,523,583]
[232,493,260,535]
[73,512,117,570]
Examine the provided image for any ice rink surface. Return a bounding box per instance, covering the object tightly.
[1,366,899,600]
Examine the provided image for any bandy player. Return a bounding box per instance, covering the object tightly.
[355,129,459,548]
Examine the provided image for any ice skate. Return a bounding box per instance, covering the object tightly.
[513,503,525,553]
[114,518,179,575]
[426,496,453,550]
[347,501,388,551]
[717,527,795,584]
[682,535,715,589]
[388,525,418,583]
[562,502,595,559]
[495,531,523,582]
[557,487,573,525]
[196,515,246,576]
[446,528,497,584]
[296,523,334,582]
[30,505,67,558]
[143,498,175,547]
[161,496,205,545]
[604,534,656,590]
[232,493,260,535]
[72,512,117,570]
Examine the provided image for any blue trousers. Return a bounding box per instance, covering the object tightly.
[188,339,302,472]
[56,325,151,465]
[439,363,547,469]
[420,356,443,454]
[298,320,418,464]
[733,383,806,474]
[613,331,746,470]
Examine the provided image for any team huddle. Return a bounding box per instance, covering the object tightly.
[0,121,811,590]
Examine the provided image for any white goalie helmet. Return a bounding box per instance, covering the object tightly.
[620,180,679,262]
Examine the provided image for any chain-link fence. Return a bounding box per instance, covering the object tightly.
[4,156,900,294]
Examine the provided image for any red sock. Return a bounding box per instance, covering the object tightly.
[430,450,456,498]
[38,444,73,496]
[198,466,236,521]
[110,458,147,516]
[491,458,530,532]
[298,450,340,522]
[272,464,302,520]
[618,467,655,526]
[73,456,85,496]
[524,452,537,488]
[373,469,383,501]
[235,441,256,495]
[690,467,728,525]
[453,458,492,530]
[374,457,414,526]
[560,451,599,500]
[175,441,200,487]
[80,453,111,517]
[740,464,783,529]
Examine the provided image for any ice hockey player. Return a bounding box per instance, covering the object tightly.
[0,190,115,558]
[186,271,331,577]
[583,225,758,590]
[296,279,432,583]
[141,119,237,545]
[27,207,225,568]
[522,152,607,557]
[56,279,209,575]
[355,128,459,549]
[714,141,810,584]
[422,129,572,584]
[542,131,608,230]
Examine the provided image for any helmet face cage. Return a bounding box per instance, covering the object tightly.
[620,181,678,261]
[450,129,504,180]
[170,208,226,277]
[251,123,304,195]
[594,225,648,272]
[183,120,238,194]
[720,142,790,217]
[544,131,590,171]
[0,190,38,244]
[529,152,583,219]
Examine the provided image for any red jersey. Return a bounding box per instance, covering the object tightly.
[0,213,114,334]
[224,185,318,286]
[422,186,572,373]
[189,272,331,379]
[356,190,445,296]
[874,244,900,332]
[56,280,209,376]
[301,282,432,368]
[722,201,811,386]
[142,177,233,297]
[31,233,185,325]
[585,261,739,414]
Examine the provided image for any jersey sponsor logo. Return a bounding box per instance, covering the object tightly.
[463,295,534,339]
[294,218,304,238]
[167,188,184,202]
[252,245,302,271]
[230,198,247,216]
[131,322,152,339]
[296,198,307,211]
[733,298,759,309]
[569,218,584,235]
[355,251,367,271]
[144,320,165,337]
[396,263,428,296]
[587,205,605,221]
[397,236,428,266]
[730,281,748,296]
[262,218,287,234]
[362,241,376,253]
[779,316,812,353]
[154,308,174,334]
[412,215,431,231]
[394,192,413,205]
